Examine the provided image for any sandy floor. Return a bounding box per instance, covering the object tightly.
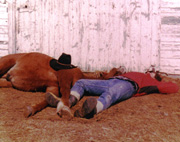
[0,76,180,142]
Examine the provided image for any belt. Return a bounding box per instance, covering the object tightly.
[109,76,139,92]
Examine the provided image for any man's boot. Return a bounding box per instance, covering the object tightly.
[69,95,78,107]
[74,98,97,119]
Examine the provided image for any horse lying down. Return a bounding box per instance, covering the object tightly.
[0,52,117,118]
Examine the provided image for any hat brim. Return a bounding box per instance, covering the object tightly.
[50,59,77,71]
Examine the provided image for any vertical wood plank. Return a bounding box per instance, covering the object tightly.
[42,0,50,54]
[98,0,110,71]
[108,0,119,70]
[121,0,131,71]
[128,0,141,71]
[62,0,70,54]
[140,0,152,71]
[151,0,160,69]
[87,0,98,71]
[54,0,64,58]
[8,1,16,54]
[70,1,80,65]
[53,0,60,57]
[79,0,89,71]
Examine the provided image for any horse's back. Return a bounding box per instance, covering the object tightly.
[0,53,25,77]
[5,52,58,91]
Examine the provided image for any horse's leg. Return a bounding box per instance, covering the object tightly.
[56,73,85,118]
[24,86,59,117]
[0,78,12,88]
[56,83,74,119]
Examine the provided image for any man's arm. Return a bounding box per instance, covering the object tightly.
[133,81,179,97]
[102,68,123,79]
[158,81,179,94]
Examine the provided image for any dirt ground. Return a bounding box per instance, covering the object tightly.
[0,76,180,142]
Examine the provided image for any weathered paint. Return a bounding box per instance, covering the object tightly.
[0,0,8,57]
[8,0,161,73]
[5,0,180,74]
[160,0,180,74]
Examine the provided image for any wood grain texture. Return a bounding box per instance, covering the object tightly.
[0,2,8,57]
[5,0,180,74]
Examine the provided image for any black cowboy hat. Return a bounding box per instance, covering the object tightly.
[50,53,77,71]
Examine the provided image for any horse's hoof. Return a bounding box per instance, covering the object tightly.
[24,106,33,118]
[57,106,73,120]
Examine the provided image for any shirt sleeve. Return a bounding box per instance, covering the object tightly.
[158,81,179,94]
[133,81,179,97]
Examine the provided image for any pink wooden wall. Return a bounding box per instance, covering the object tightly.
[0,0,8,56]
[160,0,180,74]
[6,0,180,74]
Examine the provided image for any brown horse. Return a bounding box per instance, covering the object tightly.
[0,52,117,118]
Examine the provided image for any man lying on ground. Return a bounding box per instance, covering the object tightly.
[46,67,179,119]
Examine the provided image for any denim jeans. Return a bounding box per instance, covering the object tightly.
[70,78,136,111]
